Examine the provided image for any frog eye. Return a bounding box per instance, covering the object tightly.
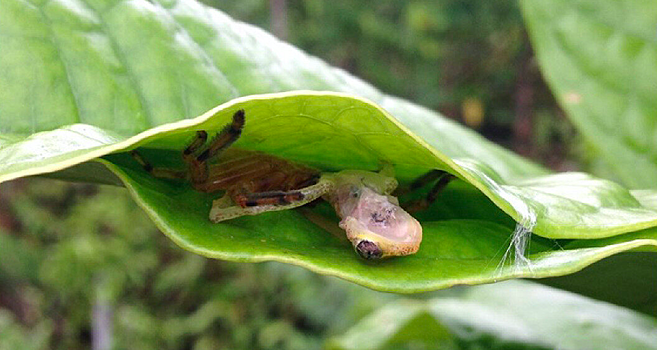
[355,240,383,260]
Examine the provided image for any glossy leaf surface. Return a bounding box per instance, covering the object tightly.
[522,0,657,189]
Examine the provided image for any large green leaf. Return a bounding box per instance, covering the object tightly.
[1,0,657,293]
[521,0,657,189]
[328,280,657,350]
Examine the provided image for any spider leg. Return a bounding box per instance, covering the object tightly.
[197,109,245,163]
[183,130,208,157]
[130,150,186,179]
[234,190,306,208]
[404,170,455,213]
[229,169,322,207]
[409,169,449,191]
[425,172,455,203]
[293,173,322,189]
[209,177,333,223]
[184,109,245,186]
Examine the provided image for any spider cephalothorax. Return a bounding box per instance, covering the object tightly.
[131,110,454,259]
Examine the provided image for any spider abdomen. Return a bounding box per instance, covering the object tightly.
[195,150,321,204]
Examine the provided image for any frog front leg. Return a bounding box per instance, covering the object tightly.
[208,178,334,223]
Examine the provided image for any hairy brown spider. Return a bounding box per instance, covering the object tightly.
[131,110,454,259]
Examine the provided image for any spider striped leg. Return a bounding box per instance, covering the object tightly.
[185,109,246,185]
[209,177,333,223]
[183,130,208,157]
[182,130,210,184]
[234,190,306,208]
[197,109,245,163]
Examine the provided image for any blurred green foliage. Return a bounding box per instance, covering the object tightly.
[206,0,577,167]
[209,0,522,110]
